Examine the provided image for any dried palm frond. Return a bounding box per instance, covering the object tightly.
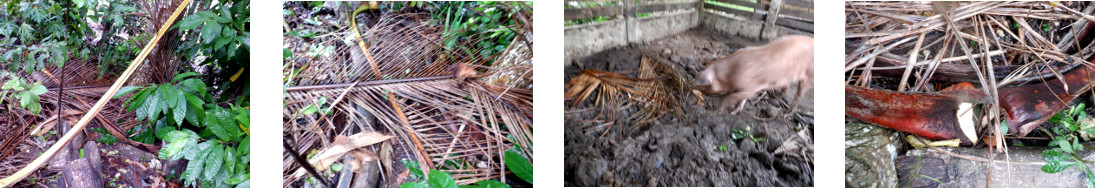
[565,70,669,133]
[634,55,685,125]
[283,10,532,186]
[564,54,685,130]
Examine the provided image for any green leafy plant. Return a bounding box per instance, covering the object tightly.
[117,73,250,188]
[430,1,526,62]
[175,0,249,81]
[90,127,118,145]
[731,126,764,143]
[398,147,531,188]
[0,77,47,114]
[1041,103,1095,187]
[0,0,135,74]
[504,148,532,184]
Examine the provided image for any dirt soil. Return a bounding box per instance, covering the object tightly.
[564,27,814,186]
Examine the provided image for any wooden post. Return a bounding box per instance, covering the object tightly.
[763,0,784,39]
[695,0,704,22]
[624,0,638,43]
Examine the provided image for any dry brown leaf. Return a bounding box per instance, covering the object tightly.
[31,109,85,136]
[292,132,393,179]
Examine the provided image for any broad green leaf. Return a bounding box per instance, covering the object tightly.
[173,89,187,126]
[238,135,250,156]
[505,149,533,183]
[226,173,248,185]
[1000,121,1009,135]
[112,86,142,99]
[2,48,21,62]
[25,100,40,114]
[1042,160,1077,173]
[225,148,237,175]
[27,84,46,95]
[177,15,207,30]
[126,87,152,111]
[235,108,250,134]
[235,180,250,188]
[180,78,207,95]
[202,22,223,44]
[1043,150,1070,162]
[1,79,17,90]
[144,87,162,121]
[1061,139,1074,153]
[214,37,231,50]
[17,91,34,107]
[159,85,177,112]
[162,129,195,142]
[205,107,235,141]
[203,143,225,181]
[215,165,230,186]
[196,11,219,19]
[183,138,212,160]
[185,94,205,126]
[172,72,202,83]
[135,94,150,120]
[427,170,457,188]
[159,130,196,160]
[184,143,212,186]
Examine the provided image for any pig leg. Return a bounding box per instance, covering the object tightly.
[717,93,748,115]
[731,100,747,115]
[787,81,810,116]
[724,91,753,115]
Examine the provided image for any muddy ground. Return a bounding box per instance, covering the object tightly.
[564,27,814,186]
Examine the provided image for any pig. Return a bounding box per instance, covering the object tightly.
[693,35,813,115]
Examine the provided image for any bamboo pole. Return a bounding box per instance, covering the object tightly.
[0,0,191,186]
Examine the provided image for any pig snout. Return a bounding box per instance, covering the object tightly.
[693,68,731,95]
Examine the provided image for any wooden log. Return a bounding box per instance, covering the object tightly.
[897,146,1095,187]
[710,0,765,10]
[782,0,812,9]
[776,17,813,32]
[777,6,812,20]
[352,158,380,188]
[61,158,103,188]
[704,2,756,17]
[564,6,623,20]
[635,2,694,13]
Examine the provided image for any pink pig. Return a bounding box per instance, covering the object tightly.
[693,35,813,115]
